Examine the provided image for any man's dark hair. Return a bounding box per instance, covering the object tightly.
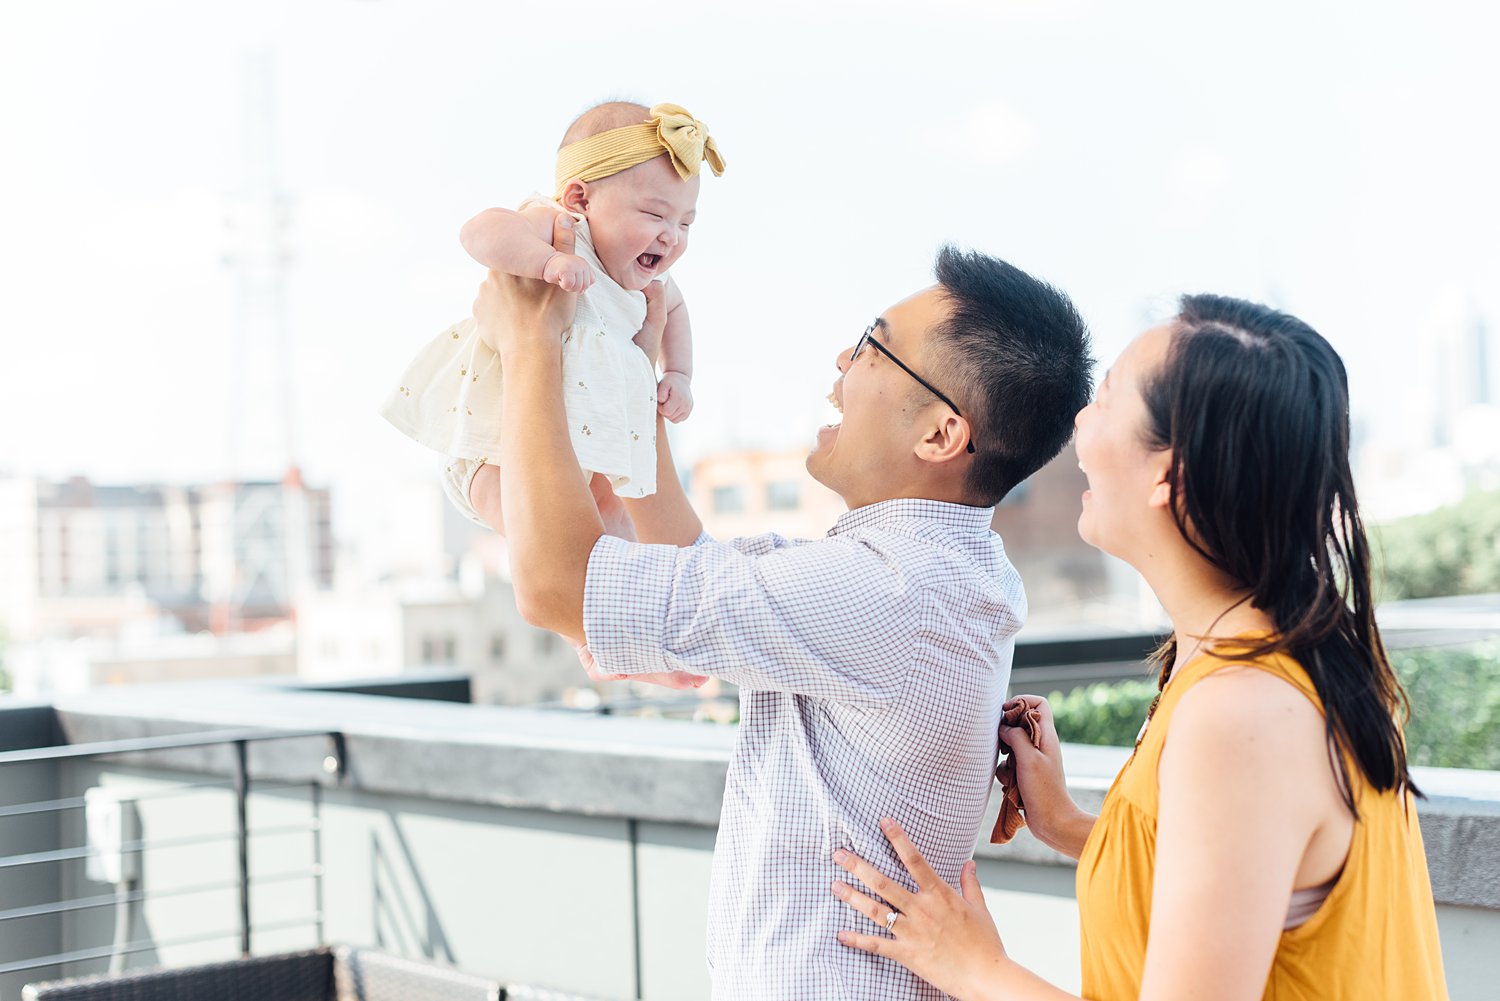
[928,245,1094,506]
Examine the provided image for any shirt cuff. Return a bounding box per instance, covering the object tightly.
[582,535,677,676]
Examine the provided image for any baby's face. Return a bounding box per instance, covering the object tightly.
[581,155,700,291]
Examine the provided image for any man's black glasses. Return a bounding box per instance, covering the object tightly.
[851,322,976,454]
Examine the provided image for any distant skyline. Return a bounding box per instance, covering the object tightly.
[3,0,1498,552]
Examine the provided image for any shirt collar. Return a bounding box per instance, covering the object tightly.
[828,497,995,537]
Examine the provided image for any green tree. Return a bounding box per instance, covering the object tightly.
[1373,490,1500,600]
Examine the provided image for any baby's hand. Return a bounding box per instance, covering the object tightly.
[632,280,668,363]
[657,371,693,423]
[543,252,594,293]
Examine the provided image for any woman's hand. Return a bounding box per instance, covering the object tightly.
[999,695,1094,858]
[832,819,1010,1000]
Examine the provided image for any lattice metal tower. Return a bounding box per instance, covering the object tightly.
[213,48,305,633]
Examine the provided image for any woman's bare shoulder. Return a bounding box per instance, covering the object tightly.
[1167,663,1329,792]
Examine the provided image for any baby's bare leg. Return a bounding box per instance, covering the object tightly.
[472,465,634,541]
[468,462,506,535]
[589,473,637,541]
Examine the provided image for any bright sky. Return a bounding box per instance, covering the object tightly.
[3,0,1498,548]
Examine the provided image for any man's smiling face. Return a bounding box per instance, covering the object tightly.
[807,287,956,509]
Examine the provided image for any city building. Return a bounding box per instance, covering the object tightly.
[1357,296,1500,522]
[989,442,1155,631]
[0,471,333,642]
[691,448,845,541]
[295,557,586,706]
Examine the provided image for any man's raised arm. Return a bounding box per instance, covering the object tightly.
[621,414,704,547]
[616,281,703,548]
[475,214,602,644]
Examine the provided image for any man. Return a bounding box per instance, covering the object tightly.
[470,214,1092,999]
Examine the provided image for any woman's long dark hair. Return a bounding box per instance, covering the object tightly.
[1143,294,1416,811]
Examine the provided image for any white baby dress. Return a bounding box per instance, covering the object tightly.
[379,199,661,522]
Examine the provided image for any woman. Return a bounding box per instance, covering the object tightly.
[830,296,1448,999]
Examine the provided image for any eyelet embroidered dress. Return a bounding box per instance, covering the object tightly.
[379,199,660,501]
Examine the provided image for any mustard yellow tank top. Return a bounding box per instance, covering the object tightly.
[1074,649,1448,1000]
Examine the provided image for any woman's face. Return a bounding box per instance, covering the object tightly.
[1073,324,1176,563]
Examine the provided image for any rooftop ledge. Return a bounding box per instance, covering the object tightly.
[7,678,1500,911]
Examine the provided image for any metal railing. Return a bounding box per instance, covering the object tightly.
[0,728,345,980]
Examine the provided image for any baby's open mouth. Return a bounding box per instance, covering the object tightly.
[637,253,662,270]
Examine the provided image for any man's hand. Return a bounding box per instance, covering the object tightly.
[657,371,694,423]
[543,252,595,293]
[574,641,708,690]
[473,213,582,360]
[632,280,668,363]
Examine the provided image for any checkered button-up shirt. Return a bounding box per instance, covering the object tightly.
[584,498,1025,1000]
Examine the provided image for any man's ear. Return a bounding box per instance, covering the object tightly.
[916,411,972,464]
[559,180,589,214]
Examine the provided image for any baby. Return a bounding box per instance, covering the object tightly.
[380,101,724,532]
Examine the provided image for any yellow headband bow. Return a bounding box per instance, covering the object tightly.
[554,103,726,197]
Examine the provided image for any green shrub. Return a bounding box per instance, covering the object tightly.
[1049,677,1158,748]
[1373,491,1500,600]
[1393,642,1500,771]
[1044,642,1500,771]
